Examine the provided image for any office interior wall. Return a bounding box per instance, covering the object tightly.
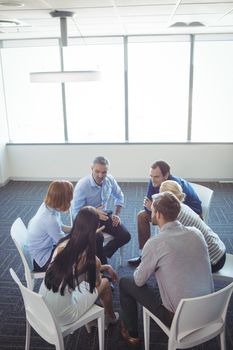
[0,67,9,185]
[6,143,233,183]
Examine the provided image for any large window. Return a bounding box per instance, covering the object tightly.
[63,39,125,142]
[1,45,64,142]
[192,38,233,142]
[1,35,233,143]
[128,37,190,142]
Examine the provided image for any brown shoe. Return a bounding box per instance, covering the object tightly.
[120,323,141,347]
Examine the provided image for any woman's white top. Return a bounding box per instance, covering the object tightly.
[39,240,98,326]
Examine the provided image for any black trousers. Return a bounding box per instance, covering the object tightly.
[211,252,226,273]
[119,276,174,338]
[96,216,131,264]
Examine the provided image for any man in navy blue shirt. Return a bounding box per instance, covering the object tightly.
[128,160,202,266]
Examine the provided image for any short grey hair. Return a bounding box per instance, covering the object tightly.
[92,156,109,167]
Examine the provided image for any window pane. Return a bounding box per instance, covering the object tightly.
[128,39,190,142]
[192,40,233,142]
[63,42,125,142]
[1,46,64,143]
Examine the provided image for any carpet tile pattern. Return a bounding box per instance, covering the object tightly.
[0,181,233,349]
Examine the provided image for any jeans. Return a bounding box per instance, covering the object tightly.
[119,276,174,337]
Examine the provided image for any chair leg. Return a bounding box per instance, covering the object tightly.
[220,330,226,350]
[97,313,105,350]
[25,320,31,350]
[143,308,150,350]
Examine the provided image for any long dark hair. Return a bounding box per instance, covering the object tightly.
[44,206,99,295]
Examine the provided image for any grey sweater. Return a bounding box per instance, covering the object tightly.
[134,221,214,313]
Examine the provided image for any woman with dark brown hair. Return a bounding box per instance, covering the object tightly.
[28,180,73,272]
[39,206,118,330]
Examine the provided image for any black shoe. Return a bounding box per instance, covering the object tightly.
[128,256,141,266]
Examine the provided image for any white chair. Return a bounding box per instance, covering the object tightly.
[103,233,124,266]
[10,268,104,350]
[189,182,214,221]
[213,253,233,282]
[10,217,45,290]
[143,282,233,350]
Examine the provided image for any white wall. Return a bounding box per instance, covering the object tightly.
[0,66,9,185]
[6,143,233,182]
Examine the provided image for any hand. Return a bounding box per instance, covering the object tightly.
[96,225,105,234]
[112,214,121,227]
[96,206,109,221]
[106,265,118,283]
[143,197,152,211]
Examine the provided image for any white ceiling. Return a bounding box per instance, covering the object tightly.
[1,0,233,39]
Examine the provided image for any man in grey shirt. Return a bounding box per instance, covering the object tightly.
[120,192,214,347]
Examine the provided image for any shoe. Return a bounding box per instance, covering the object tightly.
[110,282,114,292]
[120,323,141,347]
[128,256,141,266]
[85,319,97,333]
[105,312,119,330]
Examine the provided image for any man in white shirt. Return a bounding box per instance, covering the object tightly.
[120,192,214,347]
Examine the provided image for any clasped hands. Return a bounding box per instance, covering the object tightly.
[96,205,121,227]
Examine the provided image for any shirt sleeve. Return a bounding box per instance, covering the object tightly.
[71,181,87,220]
[134,238,159,286]
[110,177,124,207]
[47,214,66,244]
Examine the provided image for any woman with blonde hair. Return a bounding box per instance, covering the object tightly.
[39,206,118,330]
[28,180,73,272]
[159,180,226,272]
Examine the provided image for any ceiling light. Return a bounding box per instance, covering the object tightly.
[0,1,24,6]
[170,21,205,28]
[30,71,101,83]
[30,10,100,83]
[0,17,23,26]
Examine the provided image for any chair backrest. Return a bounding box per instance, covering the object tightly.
[171,282,233,344]
[189,182,214,221]
[9,268,63,348]
[10,217,34,288]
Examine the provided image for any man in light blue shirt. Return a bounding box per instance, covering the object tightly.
[72,156,131,264]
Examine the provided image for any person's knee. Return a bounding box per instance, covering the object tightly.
[124,230,131,243]
[119,276,135,292]
[137,210,150,223]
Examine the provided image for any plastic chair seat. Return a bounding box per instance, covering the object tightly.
[10,268,104,350]
[11,217,45,290]
[143,282,233,350]
[189,182,214,222]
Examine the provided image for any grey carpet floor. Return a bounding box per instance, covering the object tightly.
[0,181,233,350]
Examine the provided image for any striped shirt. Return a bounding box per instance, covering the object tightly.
[178,203,226,265]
